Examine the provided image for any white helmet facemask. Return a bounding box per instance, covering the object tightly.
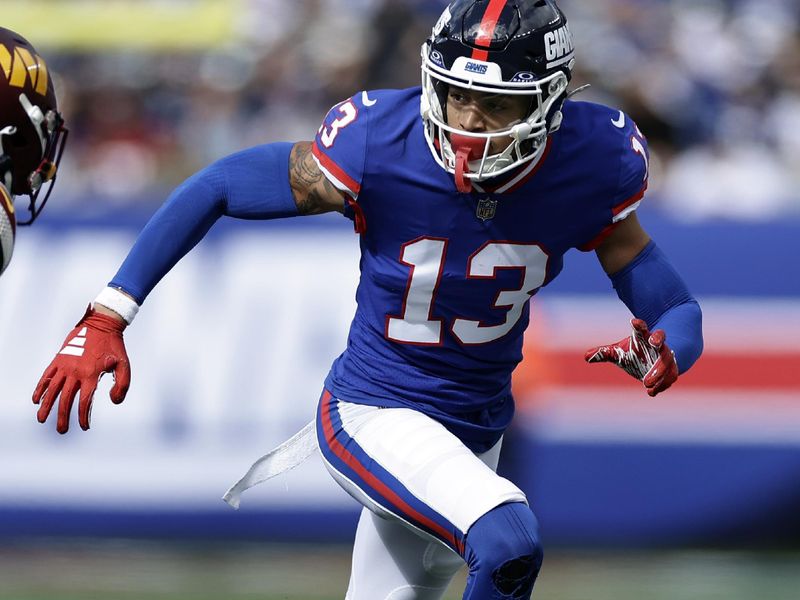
[421,45,571,193]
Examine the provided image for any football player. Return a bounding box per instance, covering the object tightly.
[0,26,68,276]
[32,2,702,599]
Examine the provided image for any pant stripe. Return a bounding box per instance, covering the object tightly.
[317,390,465,555]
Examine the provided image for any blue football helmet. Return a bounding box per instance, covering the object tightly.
[421,0,574,187]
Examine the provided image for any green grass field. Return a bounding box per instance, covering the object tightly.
[1,539,799,600]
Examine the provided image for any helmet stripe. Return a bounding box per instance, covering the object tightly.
[471,0,509,61]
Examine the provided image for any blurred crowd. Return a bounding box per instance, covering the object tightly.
[44,0,800,220]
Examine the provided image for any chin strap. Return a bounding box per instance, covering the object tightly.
[450,133,484,194]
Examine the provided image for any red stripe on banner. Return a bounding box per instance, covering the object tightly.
[320,392,463,555]
[537,351,800,390]
[311,142,361,196]
[471,0,508,61]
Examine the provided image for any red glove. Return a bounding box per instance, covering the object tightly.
[584,318,678,397]
[32,306,130,433]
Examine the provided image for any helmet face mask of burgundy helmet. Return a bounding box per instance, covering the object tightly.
[0,26,68,225]
[420,0,575,193]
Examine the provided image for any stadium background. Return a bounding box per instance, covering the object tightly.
[1,0,799,598]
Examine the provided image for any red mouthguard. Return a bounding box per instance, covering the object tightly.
[451,134,484,194]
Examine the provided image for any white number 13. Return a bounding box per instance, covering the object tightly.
[386,238,548,346]
[319,100,357,148]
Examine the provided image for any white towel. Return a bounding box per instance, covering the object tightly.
[222,419,318,509]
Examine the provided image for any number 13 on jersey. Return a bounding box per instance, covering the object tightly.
[386,237,549,346]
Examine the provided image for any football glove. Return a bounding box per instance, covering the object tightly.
[32,306,130,433]
[584,318,678,397]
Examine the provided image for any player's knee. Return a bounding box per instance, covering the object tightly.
[464,502,543,598]
[491,553,540,598]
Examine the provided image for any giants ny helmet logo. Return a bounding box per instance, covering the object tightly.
[543,25,574,67]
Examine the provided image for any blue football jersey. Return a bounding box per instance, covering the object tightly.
[313,88,649,452]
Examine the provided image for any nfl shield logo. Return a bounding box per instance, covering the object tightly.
[476,197,498,221]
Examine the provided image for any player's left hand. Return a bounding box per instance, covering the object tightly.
[32,305,130,433]
[584,318,678,397]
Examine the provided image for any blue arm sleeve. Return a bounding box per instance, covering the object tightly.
[109,143,297,304]
[610,241,704,373]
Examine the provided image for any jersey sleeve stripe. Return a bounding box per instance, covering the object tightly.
[612,200,642,223]
[312,141,361,197]
[579,184,647,251]
[612,183,647,218]
[578,222,619,252]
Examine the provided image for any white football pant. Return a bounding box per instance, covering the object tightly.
[316,392,527,600]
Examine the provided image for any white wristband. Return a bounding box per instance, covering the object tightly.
[93,287,140,325]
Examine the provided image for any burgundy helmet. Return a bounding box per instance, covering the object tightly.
[0,26,67,224]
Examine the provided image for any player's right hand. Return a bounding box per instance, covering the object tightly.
[32,305,130,433]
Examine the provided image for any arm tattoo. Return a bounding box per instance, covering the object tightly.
[289,142,345,215]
